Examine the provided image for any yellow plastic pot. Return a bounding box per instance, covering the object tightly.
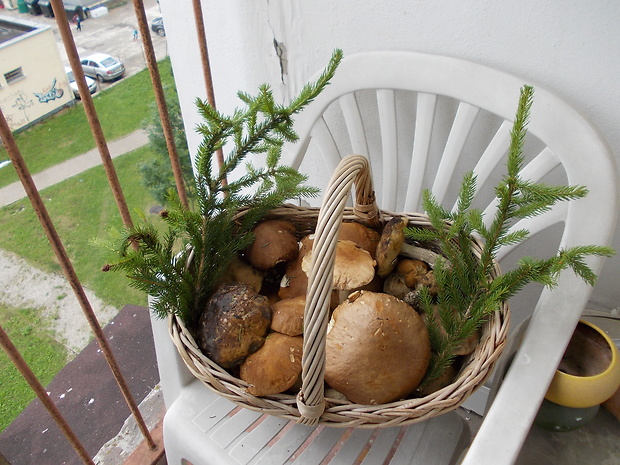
[545,319,620,409]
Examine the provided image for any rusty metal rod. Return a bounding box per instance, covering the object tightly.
[0,107,156,450]
[191,0,227,185]
[50,0,134,229]
[0,324,95,465]
[132,0,189,208]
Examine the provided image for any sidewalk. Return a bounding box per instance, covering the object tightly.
[0,129,149,208]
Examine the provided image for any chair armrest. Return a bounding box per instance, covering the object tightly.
[462,282,587,465]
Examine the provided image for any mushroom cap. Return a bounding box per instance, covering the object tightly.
[338,221,381,259]
[271,295,306,336]
[248,219,299,270]
[216,255,263,292]
[396,258,429,288]
[325,291,431,404]
[301,240,376,291]
[375,217,409,277]
[422,305,479,356]
[240,332,303,396]
[197,283,272,368]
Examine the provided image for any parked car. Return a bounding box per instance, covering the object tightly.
[65,67,97,99]
[151,17,165,36]
[80,53,125,83]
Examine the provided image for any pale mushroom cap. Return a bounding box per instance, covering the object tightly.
[240,332,303,396]
[325,291,431,404]
[301,240,376,291]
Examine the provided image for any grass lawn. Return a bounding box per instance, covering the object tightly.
[0,305,68,433]
[0,146,165,309]
[0,58,175,189]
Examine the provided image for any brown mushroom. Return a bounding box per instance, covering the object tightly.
[301,240,376,291]
[415,364,458,397]
[396,259,429,288]
[239,332,303,396]
[325,291,431,404]
[375,217,409,277]
[196,283,272,368]
[383,273,410,299]
[423,305,479,356]
[247,219,299,270]
[216,255,263,292]
[278,235,313,300]
[338,221,381,259]
[384,258,431,299]
[271,295,306,336]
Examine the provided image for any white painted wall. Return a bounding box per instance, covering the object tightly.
[159,0,620,312]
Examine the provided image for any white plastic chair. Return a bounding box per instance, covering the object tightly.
[151,51,618,464]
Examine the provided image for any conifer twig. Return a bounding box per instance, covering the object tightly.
[406,85,615,384]
[101,50,343,325]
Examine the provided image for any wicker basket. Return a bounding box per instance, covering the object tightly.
[169,155,510,428]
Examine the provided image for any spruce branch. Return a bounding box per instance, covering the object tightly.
[406,85,615,384]
[102,50,343,325]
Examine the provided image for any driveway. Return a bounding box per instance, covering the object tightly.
[0,0,167,91]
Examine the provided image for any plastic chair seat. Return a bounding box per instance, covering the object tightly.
[163,379,470,465]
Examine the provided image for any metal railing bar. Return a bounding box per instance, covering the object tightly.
[50,0,135,230]
[0,325,94,464]
[132,0,189,208]
[192,0,227,185]
[0,107,156,451]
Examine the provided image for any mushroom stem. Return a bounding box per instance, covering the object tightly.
[400,242,450,269]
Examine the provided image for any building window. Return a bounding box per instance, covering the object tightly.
[4,67,25,85]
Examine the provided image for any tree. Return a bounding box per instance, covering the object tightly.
[140,86,195,205]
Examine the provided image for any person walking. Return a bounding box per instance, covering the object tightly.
[132,28,139,41]
[73,14,82,32]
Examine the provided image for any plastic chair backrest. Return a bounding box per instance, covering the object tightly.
[280,50,618,464]
[285,52,616,248]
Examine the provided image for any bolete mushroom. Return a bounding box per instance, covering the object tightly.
[216,255,263,292]
[375,217,409,277]
[383,258,430,300]
[301,240,376,291]
[325,290,431,404]
[396,259,429,288]
[247,219,299,270]
[271,295,306,336]
[278,235,314,300]
[196,283,272,368]
[338,221,381,259]
[239,332,303,396]
[422,305,479,356]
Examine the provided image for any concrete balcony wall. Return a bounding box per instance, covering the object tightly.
[158,0,620,313]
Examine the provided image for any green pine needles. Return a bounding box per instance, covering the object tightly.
[406,85,615,383]
[102,50,343,326]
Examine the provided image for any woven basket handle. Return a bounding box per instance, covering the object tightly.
[296,155,381,425]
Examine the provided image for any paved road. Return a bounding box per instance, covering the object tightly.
[0,0,167,91]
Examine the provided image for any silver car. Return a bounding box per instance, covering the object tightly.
[66,67,98,99]
[80,53,125,83]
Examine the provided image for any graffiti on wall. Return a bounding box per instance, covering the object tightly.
[34,78,65,103]
[11,91,34,123]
